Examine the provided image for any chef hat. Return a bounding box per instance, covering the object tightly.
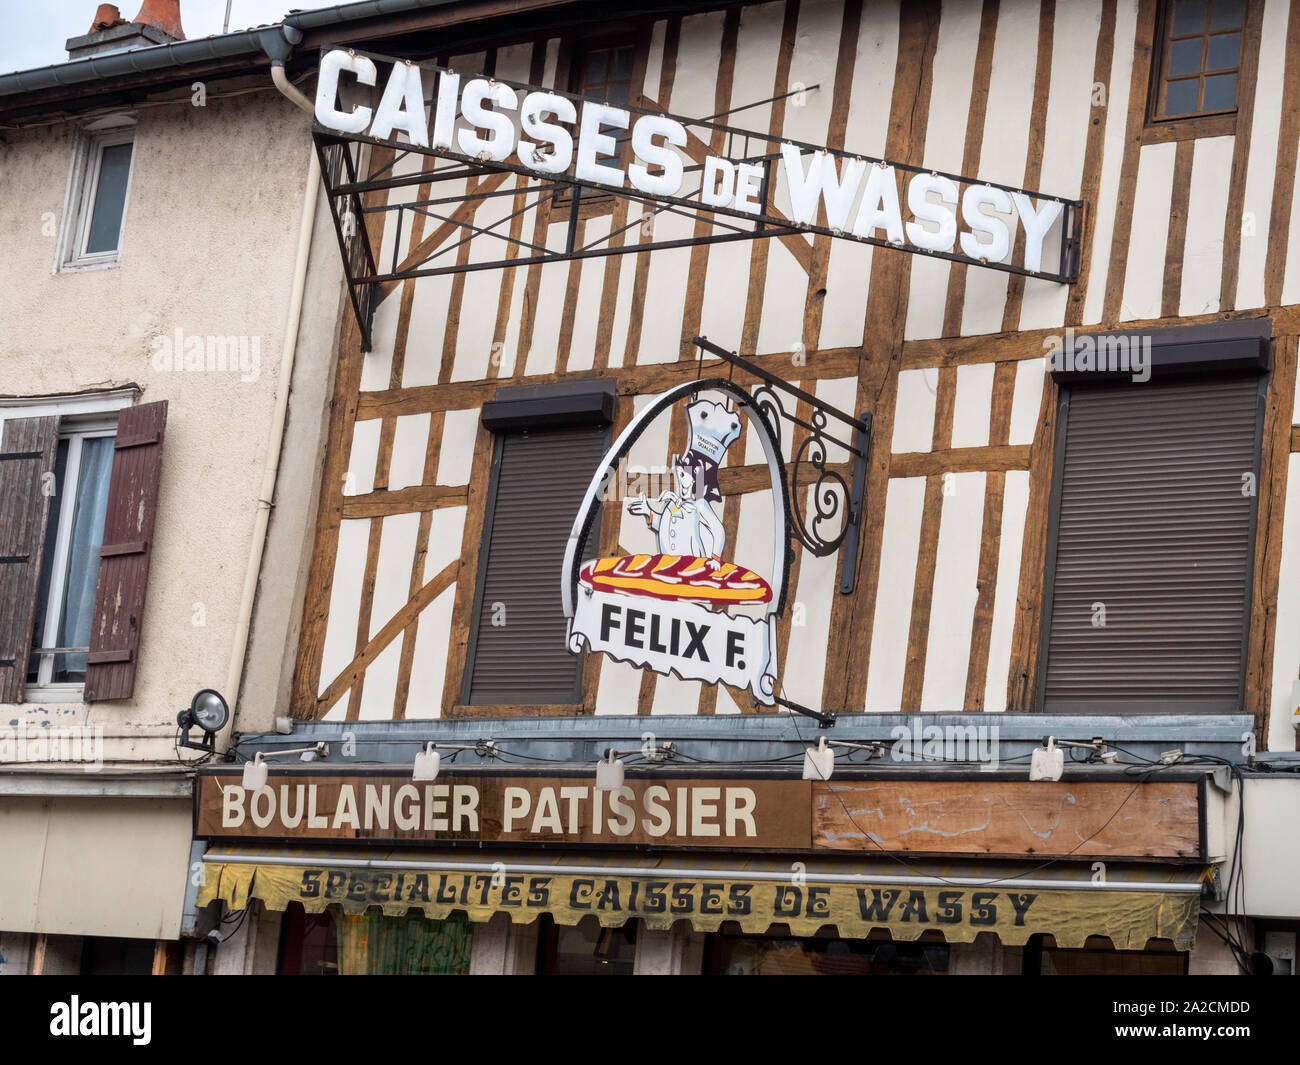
[685,399,741,465]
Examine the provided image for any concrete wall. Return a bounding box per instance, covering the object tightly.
[0,84,340,759]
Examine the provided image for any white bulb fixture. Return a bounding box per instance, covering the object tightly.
[241,752,269,790]
[595,749,625,791]
[413,742,441,781]
[1029,737,1063,782]
[802,736,835,780]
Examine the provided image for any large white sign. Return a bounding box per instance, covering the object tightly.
[314,49,1078,281]
[562,386,789,705]
[573,582,778,703]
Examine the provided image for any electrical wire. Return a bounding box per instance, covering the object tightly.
[224,715,1251,946]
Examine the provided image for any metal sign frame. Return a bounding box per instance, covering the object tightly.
[313,48,1084,349]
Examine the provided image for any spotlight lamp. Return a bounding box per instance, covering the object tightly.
[176,689,230,753]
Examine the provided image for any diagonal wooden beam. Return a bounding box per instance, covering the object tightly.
[314,558,460,717]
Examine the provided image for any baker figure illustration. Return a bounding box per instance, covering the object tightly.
[627,398,741,569]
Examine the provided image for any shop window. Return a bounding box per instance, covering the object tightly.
[279,905,340,974]
[461,382,614,707]
[1038,323,1267,713]
[536,914,638,974]
[0,393,168,704]
[707,929,950,975]
[1150,0,1245,121]
[278,903,473,975]
[58,117,136,271]
[1024,935,1187,975]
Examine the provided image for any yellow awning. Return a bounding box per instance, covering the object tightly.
[196,845,1208,950]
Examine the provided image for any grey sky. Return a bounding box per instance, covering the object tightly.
[0,0,341,76]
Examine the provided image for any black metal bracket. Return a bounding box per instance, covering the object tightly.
[311,48,1083,353]
[692,336,871,594]
[775,695,837,729]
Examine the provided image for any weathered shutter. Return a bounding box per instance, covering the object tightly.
[0,417,60,703]
[464,423,609,705]
[1042,376,1262,713]
[84,400,168,702]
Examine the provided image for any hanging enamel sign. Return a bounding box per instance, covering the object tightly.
[562,381,791,705]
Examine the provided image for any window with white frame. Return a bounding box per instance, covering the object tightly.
[57,117,136,271]
[0,391,134,699]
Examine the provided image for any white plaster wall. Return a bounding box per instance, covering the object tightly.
[0,90,333,756]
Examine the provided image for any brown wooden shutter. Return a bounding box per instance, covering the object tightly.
[1041,376,1263,713]
[84,400,168,702]
[463,423,609,705]
[0,417,60,703]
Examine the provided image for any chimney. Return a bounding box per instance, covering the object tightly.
[66,0,185,60]
[89,4,127,33]
[132,0,186,40]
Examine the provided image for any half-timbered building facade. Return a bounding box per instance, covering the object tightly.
[48,0,1300,975]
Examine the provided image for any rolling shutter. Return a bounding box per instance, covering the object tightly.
[464,423,609,705]
[1042,376,1262,713]
[0,417,60,703]
[84,400,168,702]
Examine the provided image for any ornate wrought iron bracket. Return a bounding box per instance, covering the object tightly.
[692,336,871,595]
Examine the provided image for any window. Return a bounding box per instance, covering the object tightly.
[277,903,473,975]
[557,35,640,214]
[1038,323,1268,713]
[57,118,136,271]
[28,420,116,691]
[536,915,638,974]
[1151,0,1245,121]
[575,39,638,107]
[461,381,615,707]
[0,392,167,704]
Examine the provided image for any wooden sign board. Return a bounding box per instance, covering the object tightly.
[196,772,810,850]
[811,780,1202,860]
[196,771,1203,860]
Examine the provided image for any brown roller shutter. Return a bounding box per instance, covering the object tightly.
[463,423,609,705]
[0,416,60,703]
[84,400,168,702]
[1041,376,1263,713]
